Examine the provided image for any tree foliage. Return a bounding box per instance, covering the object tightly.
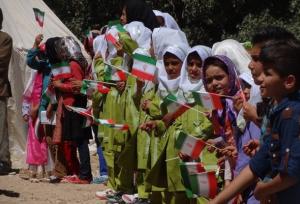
[44,0,300,45]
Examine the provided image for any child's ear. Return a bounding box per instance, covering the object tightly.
[284,75,296,90]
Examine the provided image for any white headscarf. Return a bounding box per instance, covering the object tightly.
[124,21,152,50]
[93,35,108,60]
[212,39,251,75]
[179,45,212,93]
[152,28,189,97]
[153,10,181,31]
[239,72,261,105]
[152,27,189,60]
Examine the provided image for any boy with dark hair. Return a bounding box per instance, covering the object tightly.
[209,39,300,204]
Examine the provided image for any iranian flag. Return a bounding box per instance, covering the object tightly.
[80,80,110,95]
[104,64,127,81]
[180,162,206,198]
[51,61,72,80]
[192,92,223,110]
[105,33,117,45]
[175,132,206,159]
[33,8,45,27]
[94,118,129,131]
[42,86,57,104]
[66,106,93,118]
[132,53,157,81]
[161,94,190,120]
[189,171,218,199]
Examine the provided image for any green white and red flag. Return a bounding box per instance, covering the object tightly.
[175,132,206,159]
[192,91,223,110]
[42,86,57,104]
[105,33,117,45]
[80,80,110,95]
[51,61,72,80]
[33,8,45,27]
[94,118,129,131]
[188,171,218,199]
[66,106,93,118]
[132,53,157,81]
[180,162,206,198]
[104,64,127,82]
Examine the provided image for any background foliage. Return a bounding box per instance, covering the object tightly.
[44,0,300,46]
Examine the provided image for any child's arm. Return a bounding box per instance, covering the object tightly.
[253,173,298,200]
[209,165,257,204]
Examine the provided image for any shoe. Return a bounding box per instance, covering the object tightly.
[106,191,124,203]
[133,198,150,204]
[122,193,138,203]
[95,188,116,200]
[92,175,108,184]
[49,175,61,183]
[67,176,91,184]
[0,162,11,175]
[61,175,78,183]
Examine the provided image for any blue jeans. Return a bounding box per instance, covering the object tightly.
[97,146,108,176]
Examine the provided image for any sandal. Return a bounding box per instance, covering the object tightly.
[95,188,116,200]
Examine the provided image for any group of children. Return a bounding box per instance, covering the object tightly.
[19,0,300,203]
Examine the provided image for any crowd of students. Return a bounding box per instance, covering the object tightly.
[17,0,300,203]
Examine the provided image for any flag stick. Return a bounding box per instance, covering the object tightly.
[165,156,179,162]
[164,97,208,116]
[195,91,234,99]
[83,79,117,86]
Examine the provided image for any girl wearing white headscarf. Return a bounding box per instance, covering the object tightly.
[142,28,194,203]
[153,10,181,31]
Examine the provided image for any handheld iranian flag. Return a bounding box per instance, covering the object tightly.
[180,162,206,198]
[132,53,157,81]
[175,132,206,159]
[42,86,57,104]
[80,80,110,95]
[66,106,93,118]
[94,118,129,131]
[33,8,45,28]
[192,92,223,110]
[51,61,72,80]
[189,171,218,199]
[104,64,127,81]
[105,33,117,45]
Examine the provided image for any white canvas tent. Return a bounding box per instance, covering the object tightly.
[1,0,89,167]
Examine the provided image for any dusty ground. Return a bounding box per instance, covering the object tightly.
[0,151,108,204]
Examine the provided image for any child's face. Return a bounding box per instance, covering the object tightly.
[163,54,182,80]
[187,56,202,81]
[248,44,265,85]
[205,65,230,95]
[120,7,127,25]
[260,68,285,100]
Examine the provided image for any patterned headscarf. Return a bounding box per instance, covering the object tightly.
[202,55,240,96]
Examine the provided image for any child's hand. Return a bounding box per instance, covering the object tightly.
[162,112,174,127]
[219,145,238,158]
[178,152,193,162]
[140,120,157,133]
[23,114,29,122]
[115,40,124,56]
[34,34,43,48]
[206,139,217,152]
[116,81,126,93]
[243,139,260,157]
[233,94,244,113]
[243,102,258,123]
[141,99,151,112]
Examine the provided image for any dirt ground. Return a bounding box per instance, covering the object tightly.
[0,151,108,204]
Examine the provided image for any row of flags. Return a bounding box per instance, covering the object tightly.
[66,105,129,131]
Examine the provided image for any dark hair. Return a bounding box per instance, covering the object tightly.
[121,0,159,31]
[251,26,296,46]
[0,8,3,30]
[203,57,229,75]
[260,39,300,88]
[45,37,61,64]
[187,51,202,64]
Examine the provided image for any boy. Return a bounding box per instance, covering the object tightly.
[209,39,300,204]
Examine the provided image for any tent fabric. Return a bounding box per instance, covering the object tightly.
[1,0,90,168]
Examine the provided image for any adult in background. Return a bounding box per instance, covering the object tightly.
[0,8,13,174]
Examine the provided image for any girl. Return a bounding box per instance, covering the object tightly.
[202,55,240,187]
